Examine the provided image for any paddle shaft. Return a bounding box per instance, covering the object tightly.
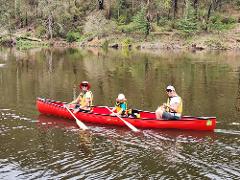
[65,105,88,130]
[105,107,139,132]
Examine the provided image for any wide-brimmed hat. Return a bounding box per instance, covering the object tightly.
[79,81,91,90]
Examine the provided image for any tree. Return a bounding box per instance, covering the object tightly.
[98,0,104,10]
[38,0,63,40]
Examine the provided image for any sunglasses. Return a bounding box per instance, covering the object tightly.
[166,89,172,92]
[81,84,88,87]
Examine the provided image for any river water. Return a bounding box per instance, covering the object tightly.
[0,47,240,179]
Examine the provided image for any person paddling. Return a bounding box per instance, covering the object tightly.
[68,81,93,113]
[155,85,183,120]
[110,93,128,117]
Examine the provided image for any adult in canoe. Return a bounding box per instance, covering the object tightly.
[110,93,128,117]
[68,81,93,113]
[155,85,183,120]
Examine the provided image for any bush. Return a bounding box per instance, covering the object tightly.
[36,25,46,38]
[157,17,169,26]
[236,0,240,9]
[132,7,150,36]
[117,15,127,26]
[83,12,116,36]
[208,15,237,32]
[66,31,81,42]
[121,38,132,47]
[176,4,198,36]
[177,17,198,36]
[117,23,136,33]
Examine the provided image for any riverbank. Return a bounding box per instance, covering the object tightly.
[1,23,240,51]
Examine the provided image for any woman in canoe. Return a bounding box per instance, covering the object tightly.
[68,81,93,112]
[155,85,183,120]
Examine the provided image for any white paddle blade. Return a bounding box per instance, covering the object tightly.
[106,107,139,132]
[65,105,88,130]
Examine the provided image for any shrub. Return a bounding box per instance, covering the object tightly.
[208,15,237,32]
[117,15,127,26]
[121,38,132,47]
[177,17,198,36]
[132,7,150,36]
[83,12,116,36]
[157,17,169,26]
[35,25,46,38]
[66,31,81,42]
[176,4,198,36]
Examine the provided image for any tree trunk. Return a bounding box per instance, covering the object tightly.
[105,0,111,19]
[25,11,28,26]
[98,0,104,10]
[145,0,151,39]
[205,2,212,31]
[207,3,212,21]
[48,14,53,40]
[132,0,134,13]
[193,0,198,15]
[173,0,178,19]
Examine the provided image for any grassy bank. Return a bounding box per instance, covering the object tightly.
[1,23,240,51]
[1,1,240,51]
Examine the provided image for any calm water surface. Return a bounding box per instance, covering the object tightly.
[0,47,240,179]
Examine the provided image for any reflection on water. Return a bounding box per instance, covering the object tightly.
[0,47,240,179]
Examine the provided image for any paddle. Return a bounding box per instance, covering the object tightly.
[105,106,139,132]
[64,105,88,130]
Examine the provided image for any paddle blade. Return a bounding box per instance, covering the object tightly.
[76,119,88,130]
[65,105,88,130]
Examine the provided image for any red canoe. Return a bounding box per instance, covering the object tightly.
[36,98,216,131]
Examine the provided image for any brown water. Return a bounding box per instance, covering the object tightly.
[0,47,240,179]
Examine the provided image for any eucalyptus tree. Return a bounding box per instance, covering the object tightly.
[0,1,15,35]
[38,0,67,40]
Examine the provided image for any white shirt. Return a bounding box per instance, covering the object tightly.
[169,96,181,117]
[169,96,181,106]
[85,91,92,99]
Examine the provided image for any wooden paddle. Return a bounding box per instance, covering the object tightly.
[105,106,139,132]
[64,105,88,130]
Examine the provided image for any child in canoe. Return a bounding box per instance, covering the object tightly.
[110,93,140,118]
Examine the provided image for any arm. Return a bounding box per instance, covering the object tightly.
[69,93,82,104]
[164,102,179,112]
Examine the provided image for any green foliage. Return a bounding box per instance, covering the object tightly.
[117,23,136,33]
[177,3,198,36]
[236,0,240,9]
[121,38,132,47]
[16,38,49,50]
[66,31,81,42]
[36,25,46,38]
[208,15,237,32]
[101,40,109,50]
[132,7,150,36]
[157,17,169,26]
[83,12,116,36]
[177,18,198,35]
[117,15,127,26]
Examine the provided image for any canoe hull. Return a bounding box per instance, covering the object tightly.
[36,98,216,131]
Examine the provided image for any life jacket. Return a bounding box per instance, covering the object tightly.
[80,90,93,107]
[115,101,128,115]
[166,96,183,114]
